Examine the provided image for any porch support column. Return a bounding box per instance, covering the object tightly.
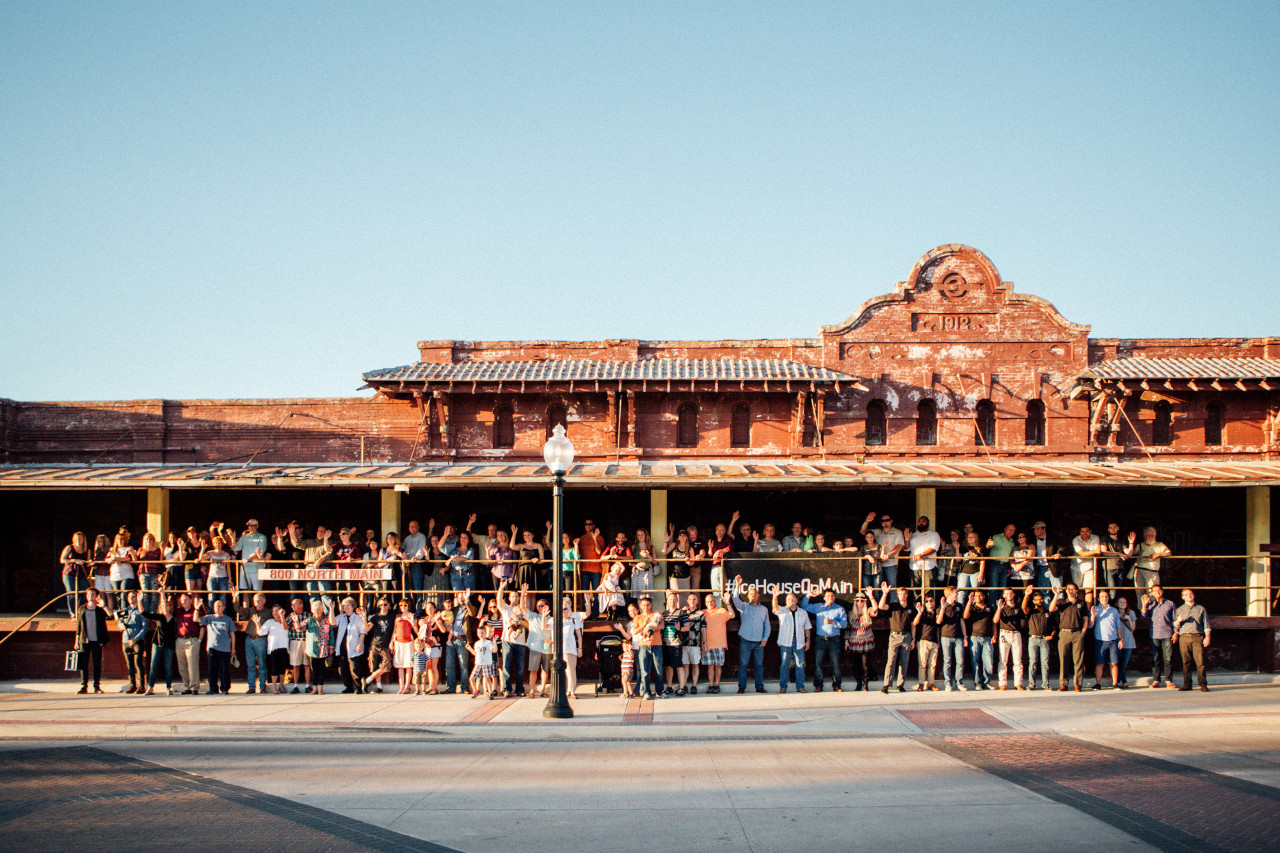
[650,489,668,588]
[381,488,403,541]
[146,487,169,540]
[915,486,937,529]
[1246,486,1271,617]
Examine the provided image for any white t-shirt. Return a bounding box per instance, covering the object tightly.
[525,610,549,652]
[108,547,135,581]
[1072,535,1101,576]
[263,618,289,653]
[909,531,943,573]
[562,612,585,656]
[474,638,495,666]
[874,529,905,568]
[497,601,527,644]
[207,550,232,580]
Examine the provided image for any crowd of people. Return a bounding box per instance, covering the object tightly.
[61,510,1213,699]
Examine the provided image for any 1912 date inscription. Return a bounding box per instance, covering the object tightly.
[912,313,996,333]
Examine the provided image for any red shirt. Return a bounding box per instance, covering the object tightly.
[175,605,203,638]
[579,531,605,574]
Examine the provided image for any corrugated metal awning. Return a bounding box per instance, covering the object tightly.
[1081,357,1280,381]
[1,460,1278,488]
[362,357,858,386]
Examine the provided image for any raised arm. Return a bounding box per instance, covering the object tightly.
[859,511,876,536]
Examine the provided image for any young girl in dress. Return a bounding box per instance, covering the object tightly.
[392,599,417,694]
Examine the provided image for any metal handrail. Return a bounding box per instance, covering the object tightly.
[0,592,76,650]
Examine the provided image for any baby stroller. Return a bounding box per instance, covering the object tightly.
[594,632,624,695]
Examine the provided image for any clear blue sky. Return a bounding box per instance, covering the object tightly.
[2,2,1277,401]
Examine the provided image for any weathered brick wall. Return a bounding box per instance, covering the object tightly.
[4,398,420,464]
[2,246,1274,465]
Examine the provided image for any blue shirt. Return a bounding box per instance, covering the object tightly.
[731,591,771,643]
[116,607,148,646]
[801,597,849,637]
[235,532,270,569]
[1091,605,1120,642]
[200,614,237,653]
[1143,598,1176,640]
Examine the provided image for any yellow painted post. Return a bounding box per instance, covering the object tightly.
[381,488,403,598]
[1246,486,1271,617]
[650,489,668,589]
[146,487,169,540]
[915,486,937,529]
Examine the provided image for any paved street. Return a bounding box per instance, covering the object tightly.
[2,681,1279,852]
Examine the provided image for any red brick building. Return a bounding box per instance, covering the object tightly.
[1,245,1275,643]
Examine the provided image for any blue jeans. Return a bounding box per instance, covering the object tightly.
[638,646,661,696]
[502,641,526,694]
[882,564,897,587]
[941,636,965,688]
[812,635,843,689]
[450,569,476,591]
[245,636,268,690]
[861,570,882,590]
[969,636,994,688]
[738,639,765,691]
[209,576,230,608]
[306,580,333,609]
[957,572,980,603]
[445,637,470,692]
[1028,636,1052,688]
[61,573,86,611]
[149,645,177,689]
[779,645,806,690]
[1118,646,1133,684]
[139,573,161,614]
[988,563,1007,591]
[409,562,428,610]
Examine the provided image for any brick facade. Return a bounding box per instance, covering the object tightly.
[1,245,1276,465]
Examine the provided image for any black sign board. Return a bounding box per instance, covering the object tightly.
[722,551,870,607]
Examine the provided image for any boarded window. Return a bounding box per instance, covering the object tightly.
[915,400,937,446]
[974,400,996,446]
[493,404,515,449]
[1204,401,1224,446]
[677,402,698,448]
[545,404,567,441]
[1025,399,1046,446]
[1152,401,1173,446]
[865,400,887,446]
[730,403,751,448]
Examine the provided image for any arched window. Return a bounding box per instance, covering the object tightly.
[493,404,515,448]
[1024,399,1046,446]
[915,400,937,446]
[545,403,567,441]
[1152,401,1173,446]
[974,400,996,447]
[677,402,698,448]
[865,400,887,446]
[1204,401,1224,446]
[730,403,751,448]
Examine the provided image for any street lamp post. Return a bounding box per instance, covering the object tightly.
[543,424,575,719]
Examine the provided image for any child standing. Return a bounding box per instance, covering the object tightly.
[470,624,497,698]
[411,639,430,695]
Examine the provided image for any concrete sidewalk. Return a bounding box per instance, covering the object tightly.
[3,673,1278,742]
